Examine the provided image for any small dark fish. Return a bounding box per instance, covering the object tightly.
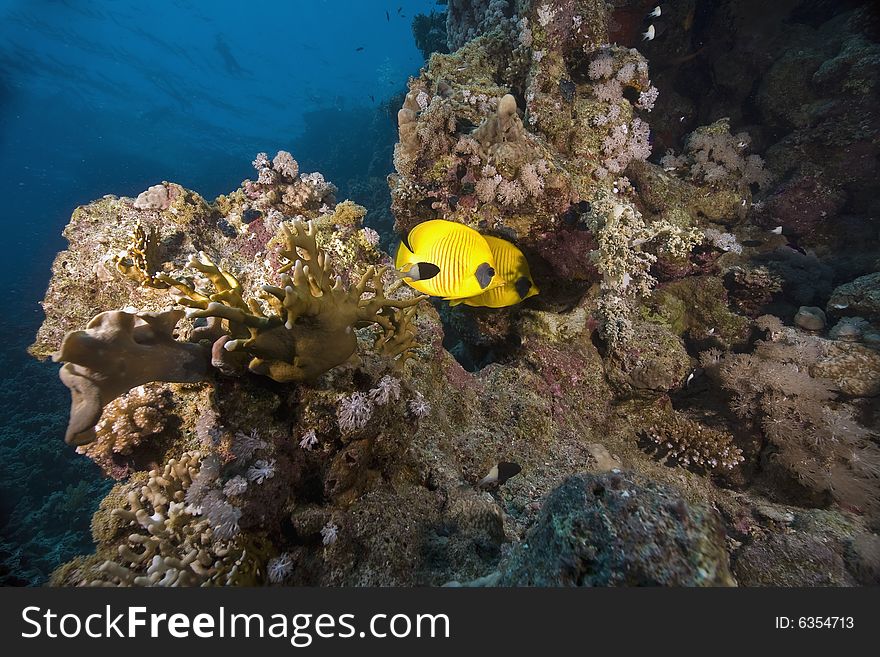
[397,6,402,14]
[355,46,364,52]
[479,462,522,489]
[386,10,390,21]
[561,200,592,228]
[242,208,261,223]
[369,94,375,103]
[559,78,576,103]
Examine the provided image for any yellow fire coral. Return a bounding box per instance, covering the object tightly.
[113,220,168,288]
[159,218,427,383]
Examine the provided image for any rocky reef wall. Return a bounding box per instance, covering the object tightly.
[30,0,880,586]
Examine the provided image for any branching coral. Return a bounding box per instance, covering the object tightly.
[53,310,209,445]
[642,412,744,471]
[88,452,263,586]
[242,150,336,216]
[159,218,426,383]
[112,221,168,288]
[587,194,702,349]
[77,384,171,477]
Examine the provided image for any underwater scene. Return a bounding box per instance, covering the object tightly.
[1,0,878,587]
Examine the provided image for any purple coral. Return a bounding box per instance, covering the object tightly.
[369,375,401,405]
[201,490,242,541]
[475,175,501,203]
[195,406,222,447]
[337,392,373,432]
[271,150,299,179]
[594,79,623,103]
[361,227,380,247]
[704,228,743,254]
[223,475,248,497]
[257,167,277,185]
[232,429,267,461]
[615,62,636,84]
[497,179,526,206]
[637,86,659,111]
[408,392,431,419]
[588,54,614,80]
[252,152,270,170]
[321,522,339,546]
[299,429,318,450]
[602,118,652,173]
[267,553,294,584]
[519,163,545,197]
[628,118,652,160]
[246,459,276,484]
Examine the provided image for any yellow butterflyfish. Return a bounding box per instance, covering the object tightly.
[449,235,538,308]
[395,220,504,299]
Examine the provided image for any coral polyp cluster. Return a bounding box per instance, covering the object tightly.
[70,452,267,587]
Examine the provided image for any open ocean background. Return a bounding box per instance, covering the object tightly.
[0,0,435,585]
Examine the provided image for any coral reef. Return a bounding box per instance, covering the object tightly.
[158,218,425,383]
[496,472,735,586]
[54,452,268,586]
[27,0,880,588]
[701,324,880,514]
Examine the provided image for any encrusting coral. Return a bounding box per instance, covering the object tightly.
[158,218,426,383]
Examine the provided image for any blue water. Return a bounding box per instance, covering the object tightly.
[0,0,435,584]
